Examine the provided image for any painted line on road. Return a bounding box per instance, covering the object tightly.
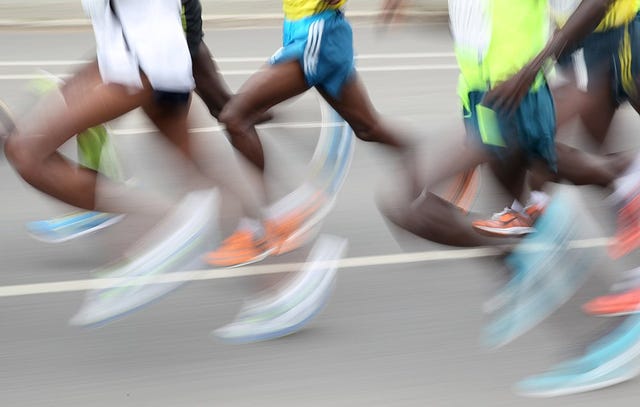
[0,237,610,298]
[0,64,459,81]
[0,53,456,67]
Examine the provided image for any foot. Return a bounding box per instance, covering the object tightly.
[472,203,545,237]
[204,228,274,268]
[583,287,640,317]
[610,191,640,259]
[27,211,126,243]
[213,235,346,344]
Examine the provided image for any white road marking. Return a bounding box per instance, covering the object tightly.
[112,121,343,136]
[0,237,610,298]
[0,65,459,81]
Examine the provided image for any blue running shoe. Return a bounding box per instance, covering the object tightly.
[483,192,595,349]
[515,314,640,397]
[27,211,126,243]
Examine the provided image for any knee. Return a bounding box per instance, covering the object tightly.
[350,117,381,143]
[5,135,42,183]
[219,103,246,137]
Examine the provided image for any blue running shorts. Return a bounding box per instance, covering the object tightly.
[463,84,557,171]
[270,10,355,98]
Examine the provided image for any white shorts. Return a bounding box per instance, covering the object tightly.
[83,0,194,93]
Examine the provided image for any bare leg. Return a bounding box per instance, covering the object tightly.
[60,60,103,105]
[381,137,506,247]
[194,38,277,124]
[192,43,232,121]
[219,60,310,186]
[317,73,409,150]
[5,74,153,211]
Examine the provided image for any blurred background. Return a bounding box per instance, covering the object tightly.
[1,1,640,406]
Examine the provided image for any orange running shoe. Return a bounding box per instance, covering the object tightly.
[268,192,328,256]
[583,287,640,317]
[205,229,273,267]
[472,207,536,237]
[524,202,546,221]
[609,193,640,259]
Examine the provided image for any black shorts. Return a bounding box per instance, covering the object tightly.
[182,0,204,58]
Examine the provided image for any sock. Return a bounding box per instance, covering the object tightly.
[528,191,550,207]
[511,199,524,214]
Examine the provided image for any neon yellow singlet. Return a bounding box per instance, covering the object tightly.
[282,0,348,21]
[453,0,549,108]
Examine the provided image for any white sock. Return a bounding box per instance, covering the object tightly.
[511,199,524,214]
[528,191,550,207]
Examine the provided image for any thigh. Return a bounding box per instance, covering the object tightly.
[60,60,103,106]
[228,60,310,117]
[316,73,378,131]
[28,80,152,160]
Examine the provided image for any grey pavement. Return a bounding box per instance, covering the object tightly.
[1,22,640,407]
[0,0,448,25]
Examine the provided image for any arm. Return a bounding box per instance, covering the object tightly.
[483,0,617,115]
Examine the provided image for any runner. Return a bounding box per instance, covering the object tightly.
[427,0,640,396]
[472,0,640,242]
[2,0,265,259]
[25,0,270,244]
[204,0,427,267]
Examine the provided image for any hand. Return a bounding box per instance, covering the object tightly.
[482,64,539,117]
[322,0,343,5]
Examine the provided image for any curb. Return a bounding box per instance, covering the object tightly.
[0,10,448,30]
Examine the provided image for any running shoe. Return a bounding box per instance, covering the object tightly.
[267,190,329,256]
[472,206,539,237]
[610,191,640,259]
[206,186,329,267]
[27,211,126,243]
[70,189,218,327]
[583,287,640,317]
[213,235,346,344]
[204,229,273,268]
[483,193,592,349]
[515,314,640,397]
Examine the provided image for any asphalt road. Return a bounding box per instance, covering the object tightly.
[2,22,640,406]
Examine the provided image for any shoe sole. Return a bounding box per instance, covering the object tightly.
[213,235,346,344]
[206,247,276,269]
[586,309,640,317]
[515,369,640,398]
[473,224,536,237]
[28,214,126,244]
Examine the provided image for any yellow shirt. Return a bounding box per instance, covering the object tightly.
[596,0,638,31]
[282,0,348,21]
[551,0,638,31]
